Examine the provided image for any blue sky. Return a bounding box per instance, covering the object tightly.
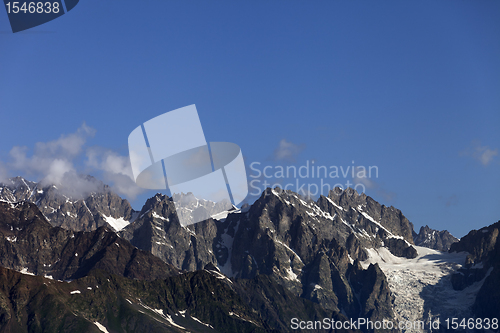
[0,0,499,237]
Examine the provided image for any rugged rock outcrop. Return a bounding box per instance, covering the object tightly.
[347,261,395,328]
[0,201,178,281]
[385,238,418,259]
[0,176,136,232]
[119,193,222,271]
[413,225,458,251]
[449,221,499,266]
[448,221,500,320]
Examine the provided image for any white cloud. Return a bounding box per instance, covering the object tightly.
[272,139,305,162]
[7,123,94,185]
[461,141,498,166]
[34,123,95,158]
[85,147,144,199]
[100,172,144,200]
[477,147,497,166]
[3,123,144,200]
[86,148,134,179]
[43,159,75,185]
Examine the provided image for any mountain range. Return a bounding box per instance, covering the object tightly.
[0,176,135,232]
[0,175,497,333]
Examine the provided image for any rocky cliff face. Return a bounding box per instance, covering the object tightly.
[0,201,178,281]
[0,265,362,333]
[222,188,406,327]
[119,193,222,272]
[449,221,500,320]
[0,176,136,232]
[413,225,458,251]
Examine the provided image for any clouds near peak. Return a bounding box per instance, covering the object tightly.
[4,123,143,200]
[272,139,305,162]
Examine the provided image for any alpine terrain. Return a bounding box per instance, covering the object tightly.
[0,176,498,333]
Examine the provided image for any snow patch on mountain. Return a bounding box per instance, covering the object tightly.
[275,239,303,264]
[19,268,35,276]
[139,301,187,330]
[325,196,344,210]
[6,236,16,242]
[94,322,110,333]
[152,212,168,221]
[191,316,215,329]
[103,215,130,231]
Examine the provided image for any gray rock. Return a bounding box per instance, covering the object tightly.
[449,221,500,320]
[0,175,136,232]
[385,238,418,259]
[0,201,178,281]
[414,225,458,251]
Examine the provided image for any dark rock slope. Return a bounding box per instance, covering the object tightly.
[0,201,178,281]
[449,221,500,320]
[0,261,361,333]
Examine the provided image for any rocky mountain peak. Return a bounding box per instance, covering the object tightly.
[447,221,500,320]
[450,221,500,266]
[320,188,415,245]
[0,175,136,232]
[413,225,459,251]
[0,201,51,231]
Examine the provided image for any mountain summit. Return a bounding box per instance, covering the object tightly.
[413,225,459,251]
